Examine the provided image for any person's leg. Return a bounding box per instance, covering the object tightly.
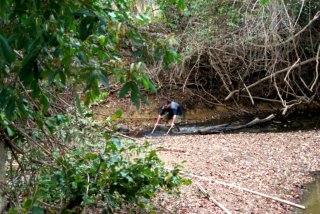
[174,115,181,132]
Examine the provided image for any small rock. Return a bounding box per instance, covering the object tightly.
[116,124,130,133]
[223,155,235,163]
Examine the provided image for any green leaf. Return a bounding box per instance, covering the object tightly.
[103,132,110,140]
[98,72,109,89]
[56,115,66,123]
[0,34,15,63]
[16,99,28,118]
[85,72,97,92]
[97,35,106,45]
[148,79,157,93]
[119,82,131,98]
[59,70,66,85]
[177,0,185,10]
[130,90,140,109]
[23,198,32,210]
[0,89,9,110]
[130,82,139,95]
[31,206,44,214]
[142,75,156,93]
[111,109,122,121]
[0,0,8,16]
[48,69,60,85]
[19,47,40,86]
[40,95,49,113]
[260,0,268,5]
[5,98,15,120]
[141,94,149,104]
[79,16,95,40]
[6,126,15,137]
[45,117,56,132]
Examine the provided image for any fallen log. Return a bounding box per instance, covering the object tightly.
[198,114,275,134]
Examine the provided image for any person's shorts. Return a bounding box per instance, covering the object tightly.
[162,113,181,124]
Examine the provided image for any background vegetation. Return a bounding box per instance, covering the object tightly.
[147,0,320,113]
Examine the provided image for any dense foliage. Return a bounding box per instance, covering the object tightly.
[6,113,187,212]
[0,0,184,212]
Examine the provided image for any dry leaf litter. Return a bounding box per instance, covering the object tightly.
[139,130,320,214]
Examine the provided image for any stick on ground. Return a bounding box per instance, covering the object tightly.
[196,182,232,214]
[165,167,306,210]
[189,172,305,210]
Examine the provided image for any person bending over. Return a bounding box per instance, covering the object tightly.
[154,100,183,131]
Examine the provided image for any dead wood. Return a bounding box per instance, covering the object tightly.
[164,166,306,210]
[225,57,320,101]
[157,148,186,153]
[198,114,275,134]
[196,182,232,214]
[192,174,306,210]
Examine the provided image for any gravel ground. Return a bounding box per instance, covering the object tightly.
[142,130,320,214]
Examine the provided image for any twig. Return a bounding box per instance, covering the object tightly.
[104,127,138,141]
[156,147,186,153]
[165,167,305,210]
[284,58,300,86]
[239,72,254,105]
[293,0,305,27]
[9,122,51,156]
[7,145,31,194]
[248,10,320,48]
[182,171,306,210]
[37,200,60,210]
[310,44,320,91]
[3,135,24,154]
[83,173,90,214]
[195,182,232,214]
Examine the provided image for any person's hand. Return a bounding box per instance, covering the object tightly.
[170,123,175,128]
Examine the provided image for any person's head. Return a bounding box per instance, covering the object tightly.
[164,100,171,109]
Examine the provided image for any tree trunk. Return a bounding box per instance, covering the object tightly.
[0,140,7,213]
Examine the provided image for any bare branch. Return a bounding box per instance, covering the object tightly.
[226,57,320,100]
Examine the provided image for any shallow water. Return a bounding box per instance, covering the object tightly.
[293,176,320,214]
[143,110,320,136]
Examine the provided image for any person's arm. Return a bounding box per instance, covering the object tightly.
[155,114,161,125]
[156,107,166,125]
[151,114,162,134]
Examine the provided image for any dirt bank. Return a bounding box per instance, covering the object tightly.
[139,130,320,213]
[93,92,320,135]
